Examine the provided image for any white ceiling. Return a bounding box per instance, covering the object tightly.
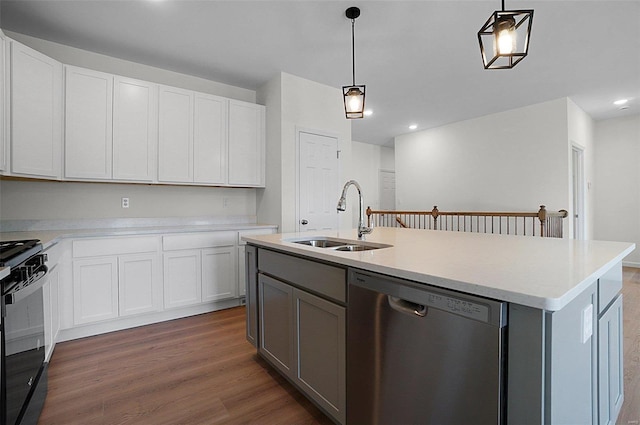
[2,1,639,147]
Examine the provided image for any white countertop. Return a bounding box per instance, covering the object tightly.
[0,223,278,249]
[243,227,635,311]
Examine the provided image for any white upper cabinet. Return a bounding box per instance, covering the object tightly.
[158,85,194,183]
[113,76,158,182]
[10,40,62,178]
[194,93,227,184]
[0,34,6,172]
[228,100,265,187]
[64,66,113,179]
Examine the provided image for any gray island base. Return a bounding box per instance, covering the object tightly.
[243,227,634,425]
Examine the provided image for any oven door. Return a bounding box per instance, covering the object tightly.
[2,275,46,425]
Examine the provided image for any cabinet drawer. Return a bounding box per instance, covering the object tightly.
[258,249,346,303]
[598,262,622,314]
[163,231,236,251]
[73,236,159,258]
[238,228,276,245]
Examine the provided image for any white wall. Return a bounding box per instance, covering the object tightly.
[594,113,640,266]
[0,31,259,222]
[395,98,570,214]
[257,72,352,233]
[0,180,255,220]
[350,141,395,226]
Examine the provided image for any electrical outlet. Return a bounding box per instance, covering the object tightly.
[223,198,229,208]
[122,197,130,209]
[582,303,593,343]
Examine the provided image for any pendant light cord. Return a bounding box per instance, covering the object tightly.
[351,18,356,86]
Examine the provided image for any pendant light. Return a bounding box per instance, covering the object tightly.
[343,6,366,119]
[477,0,533,69]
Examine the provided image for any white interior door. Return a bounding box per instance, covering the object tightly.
[572,145,585,240]
[298,131,339,232]
[379,170,396,210]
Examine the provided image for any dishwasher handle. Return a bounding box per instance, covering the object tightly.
[388,296,427,317]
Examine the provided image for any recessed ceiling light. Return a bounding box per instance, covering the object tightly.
[364,109,373,116]
[409,124,418,130]
[613,99,628,106]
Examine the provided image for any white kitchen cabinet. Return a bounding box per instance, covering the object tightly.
[71,236,161,325]
[158,85,193,183]
[43,264,60,361]
[118,253,162,316]
[194,93,227,184]
[73,257,119,325]
[64,65,113,179]
[163,231,238,308]
[163,250,202,309]
[0,34,6,172]
[113,76,158,181]
[228,100,265,187]
[10,40,62,178]
[202,247,237,301]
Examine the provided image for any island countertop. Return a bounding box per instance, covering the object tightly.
[243,227,635,311]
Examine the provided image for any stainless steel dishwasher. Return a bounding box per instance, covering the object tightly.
[347,270,507,425]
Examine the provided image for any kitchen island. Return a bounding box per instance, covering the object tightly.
[244,227,634,425]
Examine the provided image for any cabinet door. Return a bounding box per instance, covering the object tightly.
[119,253,162,316]
[10,40,62,178]
[228,100,265,186]
[0,34,6,172]
[293,288,346,424]
[64,66,113,179]
[194,93,227,184]
[237,246,246,297]
[202,246,237,302]
[73,257,118,325]
[43,266,60,361]
[113,76,158,181]
[163,250,201,308]
[598,294,624,425]
[158,86,193,182]
[259,274,293,377]
[245,246,258,346]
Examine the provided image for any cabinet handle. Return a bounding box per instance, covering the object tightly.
[300,219,308,225]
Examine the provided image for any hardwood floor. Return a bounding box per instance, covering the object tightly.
[39,270,640,424]
[38,308,333,425]
[620,267,640,425]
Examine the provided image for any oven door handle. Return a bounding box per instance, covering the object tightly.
[4,265,48,307]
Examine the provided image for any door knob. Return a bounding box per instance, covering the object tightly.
[301,219,308,225]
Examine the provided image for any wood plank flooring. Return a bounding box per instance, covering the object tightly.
[39,269,640,425]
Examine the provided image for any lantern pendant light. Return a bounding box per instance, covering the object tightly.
[343,7,366,119]
[477,0,533,69]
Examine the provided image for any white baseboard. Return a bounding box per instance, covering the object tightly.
[622,261,640,269]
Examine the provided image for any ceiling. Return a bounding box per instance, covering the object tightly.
[1,1,639,147]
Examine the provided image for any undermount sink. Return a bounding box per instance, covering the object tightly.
[288,237,392,252]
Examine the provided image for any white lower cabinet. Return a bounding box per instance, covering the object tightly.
[119,253,162,316]
[202,247,236,302]
[163,250,202,309]
[73,257,119,325]
[71,236,161,325]
[162,231,238,309]
[43,265,60,361]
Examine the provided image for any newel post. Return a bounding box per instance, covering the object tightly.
[537,205,547,237]
[431,206,439,230]
[366,206,372,227]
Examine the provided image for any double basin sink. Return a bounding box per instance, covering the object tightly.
[289,237,392,252]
